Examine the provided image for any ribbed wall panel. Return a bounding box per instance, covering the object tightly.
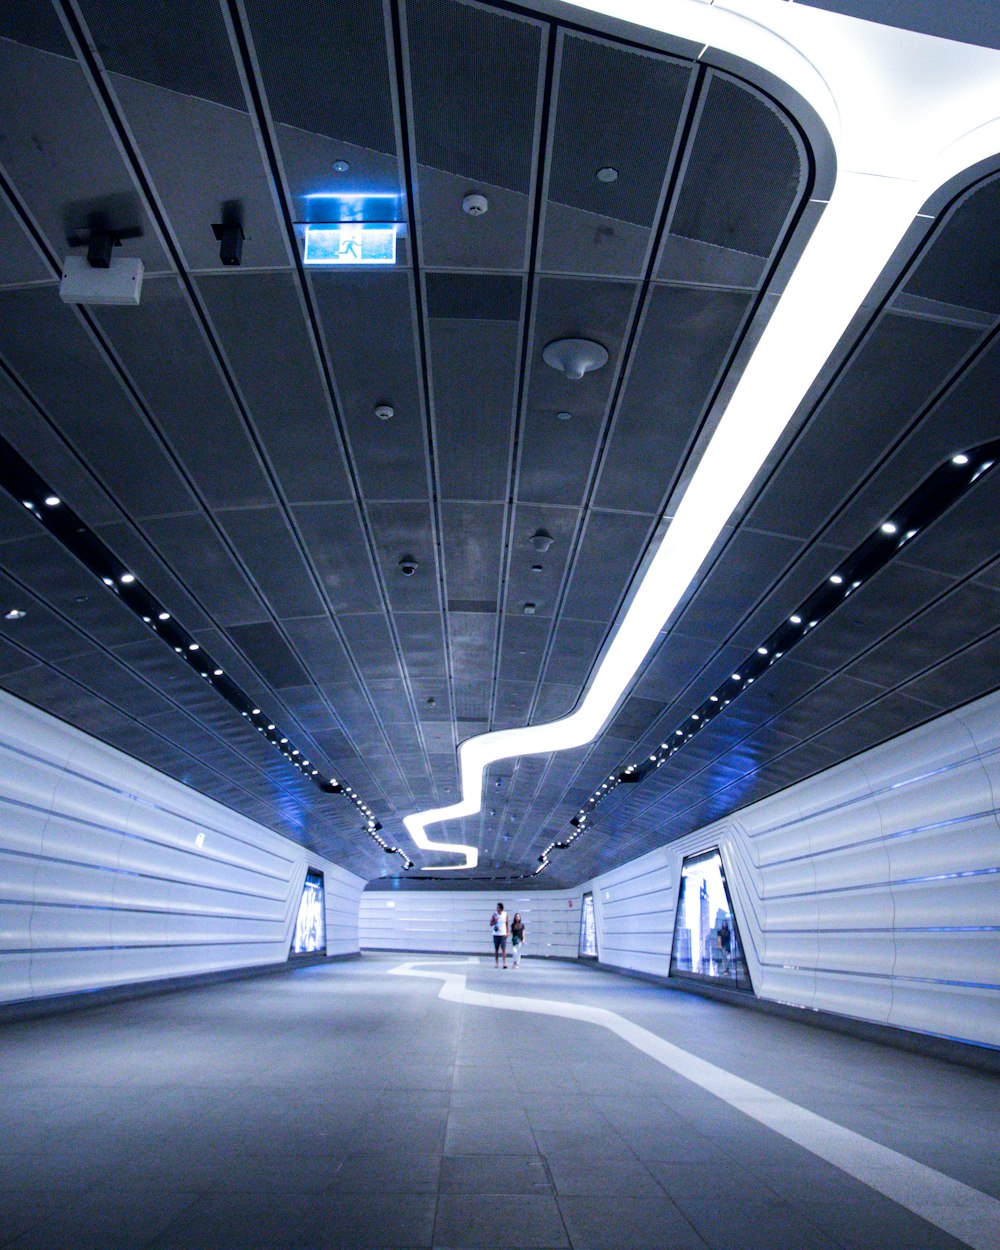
[586,687,1000,1048]
[0,691,365,1005]
[359,888,583,959]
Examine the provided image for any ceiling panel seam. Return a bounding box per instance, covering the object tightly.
[10,2,409,826]
[390,0,465,783]
[594,172,1000,809]
[571,523,1000,877]
[0,588,338,839]
[224,0,439,794]
[480,14,556,738]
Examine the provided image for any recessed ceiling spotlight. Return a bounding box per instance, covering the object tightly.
[758,646,768,655]
[952,454,969,465]
[375,404,394,421]
[790,614,802,624]
[119,573,135,585]
[158,612,170,621]
[188,643,199,651]
[732,673,741,681]
[267,724,275,731]
[881,521,898,535]
[830,574,843,584]
[44,496,60,507]
[596,166,619,183]
[4,608,26,621]
[332,159,350,172]
[213,668,223,676]
[556,411,572,421]
[530,563,543,573]
[251,708,260,715]
[102,577,114,586]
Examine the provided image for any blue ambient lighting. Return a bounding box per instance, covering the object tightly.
[304,223,397,265]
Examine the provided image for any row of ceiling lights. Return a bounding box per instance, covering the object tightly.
[534,443,999,873]
[0,435,413,870]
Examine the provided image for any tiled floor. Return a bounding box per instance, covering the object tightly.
[1,954,997,1248]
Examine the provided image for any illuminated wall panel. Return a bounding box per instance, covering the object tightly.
[0,690,364,1006]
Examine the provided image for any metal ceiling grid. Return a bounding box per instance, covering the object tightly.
[551,170,1000,883]
[11,0,969,887]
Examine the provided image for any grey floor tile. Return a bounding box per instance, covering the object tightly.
[433,1192,569,1248]
[647,1159,766,1200]
[4,955,996,1250]
[802,1196,978,1249]
[445,1110,536,1155]
[557,1194,708,1249]
[532,1127,634,1160]
[326,1150,441,1194]
[0,1151,107,1191]
[5,1184,201,1250]
[674,1195,843,1250]
[439,1153,551,1194]
[144,1193,313,1250]
[546,1153,664,1196]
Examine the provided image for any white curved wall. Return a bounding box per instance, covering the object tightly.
[360,887,583,959]
[593,688,1000,1049]
[0,690,364,1006]
[358,691,999,1048]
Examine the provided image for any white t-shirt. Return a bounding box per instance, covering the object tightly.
[492,910,508,936]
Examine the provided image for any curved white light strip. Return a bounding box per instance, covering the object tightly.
[403,1,1000,869]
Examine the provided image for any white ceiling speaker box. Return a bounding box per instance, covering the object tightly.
[59,255,144,306]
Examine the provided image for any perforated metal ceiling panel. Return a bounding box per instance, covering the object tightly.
[0,1,996,887]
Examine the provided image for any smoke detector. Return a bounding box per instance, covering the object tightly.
[462,193,488,216]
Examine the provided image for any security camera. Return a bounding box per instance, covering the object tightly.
[398,556,418,576]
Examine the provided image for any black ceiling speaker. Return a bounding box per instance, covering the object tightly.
[212,220,245,266]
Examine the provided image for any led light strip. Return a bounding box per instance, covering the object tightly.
[534,445,1000,871]
[403,0,1000,869]
[0,435,412,869]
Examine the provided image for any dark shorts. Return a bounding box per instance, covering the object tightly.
[493,934,507,953]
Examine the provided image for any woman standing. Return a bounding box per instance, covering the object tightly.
[510,912,525,968]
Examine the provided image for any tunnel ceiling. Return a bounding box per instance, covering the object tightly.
[0,1,998,888]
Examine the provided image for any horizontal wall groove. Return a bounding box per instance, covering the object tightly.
[0,846,288,903]
[0,691,364,1004]
[759,810,998,868]
[0,740,299,868]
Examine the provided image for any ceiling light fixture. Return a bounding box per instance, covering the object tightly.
[528,529,554,552]
[542,337,609,380]
[401,2,1000,872]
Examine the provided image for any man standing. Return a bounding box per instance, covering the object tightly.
[490,901,508,969]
